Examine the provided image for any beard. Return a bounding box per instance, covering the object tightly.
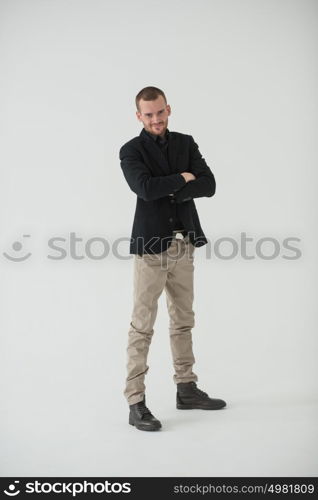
[146,119,168,136]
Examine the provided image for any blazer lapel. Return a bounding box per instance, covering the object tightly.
[140,128,177,176]
[167,133,178,174]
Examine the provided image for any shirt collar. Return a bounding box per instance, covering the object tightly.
[144,127,169,143]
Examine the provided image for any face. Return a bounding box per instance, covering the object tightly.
[136,95,171,137]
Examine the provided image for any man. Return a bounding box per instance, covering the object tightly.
[119,86,226,432]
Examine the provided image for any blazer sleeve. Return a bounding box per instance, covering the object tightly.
[120,143,186,201]
[174,136,216,203]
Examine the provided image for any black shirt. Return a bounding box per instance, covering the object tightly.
[144,128,185,232]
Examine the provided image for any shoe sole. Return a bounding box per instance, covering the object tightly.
[129,422,162,431]
[177,403,226,410]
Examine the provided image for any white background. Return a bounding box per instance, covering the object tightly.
[0,0,317,476]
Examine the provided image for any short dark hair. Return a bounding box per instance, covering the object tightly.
[135,86,167,111]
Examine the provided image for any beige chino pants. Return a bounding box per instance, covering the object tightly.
[124,232,198,405]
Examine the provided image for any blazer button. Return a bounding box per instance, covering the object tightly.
[169,217,173,223]
[170,199,175,203]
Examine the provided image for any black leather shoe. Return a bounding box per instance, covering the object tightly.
[177,381,226,410]
[129,396,162,431]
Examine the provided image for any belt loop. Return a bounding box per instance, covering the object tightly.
[172,230,184,240]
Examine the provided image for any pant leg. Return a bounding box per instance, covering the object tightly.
[164,237,198,385]
[124,253,168,405]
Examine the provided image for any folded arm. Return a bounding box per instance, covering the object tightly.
[120,144,186,201]
[174,136,216,203]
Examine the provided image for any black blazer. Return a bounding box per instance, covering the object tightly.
[119,127,216,255]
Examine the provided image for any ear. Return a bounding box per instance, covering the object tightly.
[136,110,142,122]
[166,104,171,116]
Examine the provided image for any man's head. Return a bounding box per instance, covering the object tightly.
[135,86,171,137]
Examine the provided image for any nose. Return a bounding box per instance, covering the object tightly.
[155,113,163,121]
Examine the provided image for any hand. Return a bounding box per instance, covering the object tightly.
[181,172,196,183]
